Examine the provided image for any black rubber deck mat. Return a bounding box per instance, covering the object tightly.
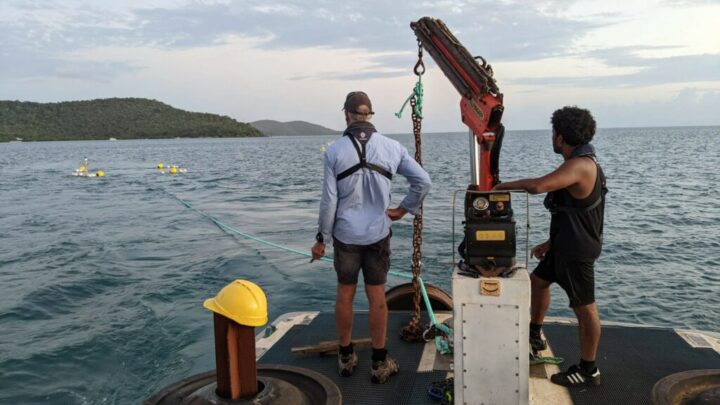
[259,312,448,404]
[543,323,720,405]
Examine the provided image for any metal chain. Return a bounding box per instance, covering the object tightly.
[400,47,427,342]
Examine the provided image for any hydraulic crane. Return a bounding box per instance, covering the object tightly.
[411,17,516,274]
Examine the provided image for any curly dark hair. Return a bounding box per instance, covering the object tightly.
[551,106,596,146]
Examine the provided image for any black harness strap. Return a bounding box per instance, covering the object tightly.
[336,135,393,181]
[549,161,607,213]
[551,191,603,213]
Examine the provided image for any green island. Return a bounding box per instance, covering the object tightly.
[0,98,263,142]
[250,119,340,136]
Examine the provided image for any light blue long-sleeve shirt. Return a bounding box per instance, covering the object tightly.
[318,131,431,245]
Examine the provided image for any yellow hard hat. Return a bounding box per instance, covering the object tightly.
[96,170,105,177]
[203,280,268,327]
[169,166,178,174]
[157,163,164,169]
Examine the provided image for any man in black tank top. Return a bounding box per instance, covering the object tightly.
[494,106,606,387]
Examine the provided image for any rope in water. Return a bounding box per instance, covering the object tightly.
[170,193,452,352]
[176,197,333,262]
[175,196,419,278]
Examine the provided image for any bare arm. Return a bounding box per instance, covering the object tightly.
[493,159,587,194]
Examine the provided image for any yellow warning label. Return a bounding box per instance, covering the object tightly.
[475,230,506,241]
[490,194,510,202]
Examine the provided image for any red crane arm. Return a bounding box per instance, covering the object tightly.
[411,17,505,191]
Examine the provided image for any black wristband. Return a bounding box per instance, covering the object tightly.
[315,232,324,243]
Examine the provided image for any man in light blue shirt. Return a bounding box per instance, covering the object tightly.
[311,91,431,384]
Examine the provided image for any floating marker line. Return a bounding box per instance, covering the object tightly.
[168,191,450,352]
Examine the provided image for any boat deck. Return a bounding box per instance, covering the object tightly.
[258,311,449,404]
[544,321,720,404]
[257,311,720,404]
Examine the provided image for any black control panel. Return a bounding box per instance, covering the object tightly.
[461,191,516,269]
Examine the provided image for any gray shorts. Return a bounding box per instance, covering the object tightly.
[333,233,391,285]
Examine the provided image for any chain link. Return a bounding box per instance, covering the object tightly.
[400,91,427,342]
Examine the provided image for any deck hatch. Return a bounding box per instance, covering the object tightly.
[676,330,720,353]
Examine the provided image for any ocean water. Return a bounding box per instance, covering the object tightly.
[1,127,718,404]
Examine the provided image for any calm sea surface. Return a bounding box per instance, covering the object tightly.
[1,127,719,403]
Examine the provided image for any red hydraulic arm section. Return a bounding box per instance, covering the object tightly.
[411,17,505,191]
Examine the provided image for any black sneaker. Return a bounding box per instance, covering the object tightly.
[530,332,547,352]
[550,364,600,387]
[338,352,358,377]
[371,356,399,384]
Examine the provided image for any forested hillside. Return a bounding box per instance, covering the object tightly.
[250,119,340,136]
[0,98,262,142]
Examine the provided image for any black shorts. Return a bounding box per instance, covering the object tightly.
[333,233,391,286]
[533,250,596,307]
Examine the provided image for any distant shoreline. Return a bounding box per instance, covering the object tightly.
[4,124,717,143]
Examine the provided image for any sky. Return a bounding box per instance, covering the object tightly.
[1,0,719,132]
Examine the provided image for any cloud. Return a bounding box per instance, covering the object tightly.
[126,1,605,63]
[0,43,140,82]
[0,2,144,81]
[593,87,720,127]
[0,1,608,88]
[663,0,719,6]
[1,1,607,67]
[9,1,688,88]
[1,0,718,130]
[53,60,142,82]
[507,51,720,87]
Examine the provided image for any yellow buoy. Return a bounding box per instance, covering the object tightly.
[96,170,105,177]
[169,166,178,174]
[156,163,164,169]
[203,280,268,327]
